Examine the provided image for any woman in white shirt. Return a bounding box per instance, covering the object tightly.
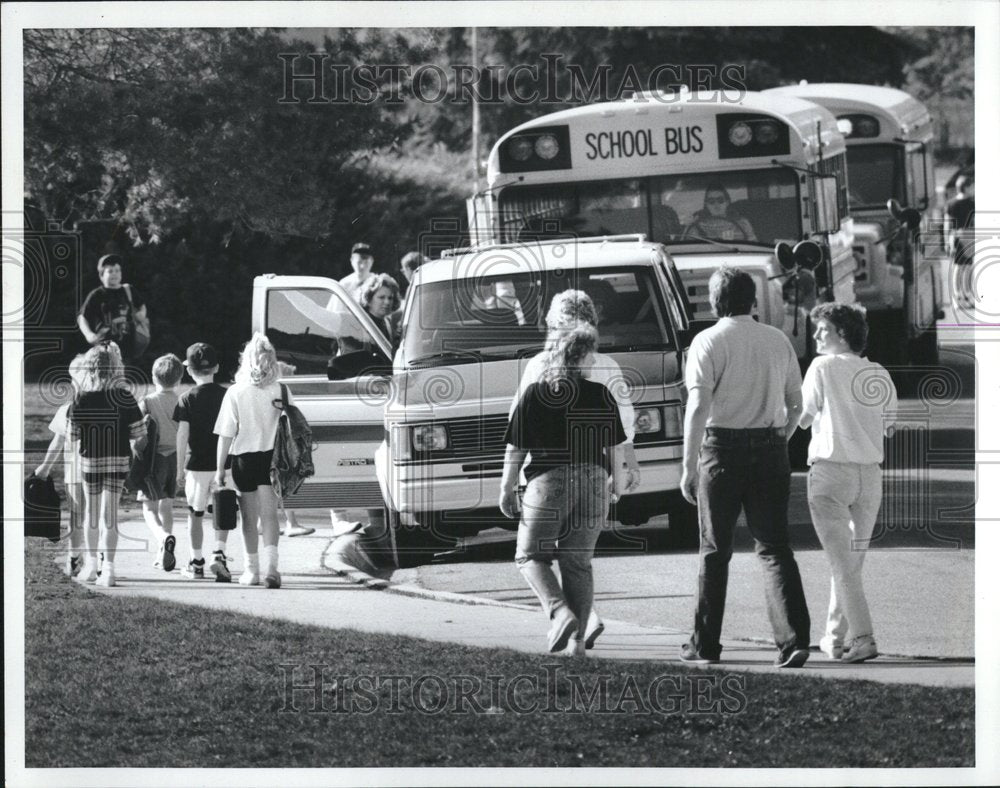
[214,333,291,588]
[799,303,897,663]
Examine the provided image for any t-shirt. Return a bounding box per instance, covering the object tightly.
[68,389,145,460]
[214,381,293,456]
[685,315,802,429]
[801,354,898,465]
[78,285,145,348]
[141,389,179,457]
[514,351,636,442]
[505,378,626,482]
[947,196,975,231]
[48,402,78,473]
[174,382,229,471]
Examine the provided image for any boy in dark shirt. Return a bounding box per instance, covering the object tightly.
[77,254,147,362]
[174,343,232,581]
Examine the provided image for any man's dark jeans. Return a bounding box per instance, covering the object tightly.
[690,426,811,660]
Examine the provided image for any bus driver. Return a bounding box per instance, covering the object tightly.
[684,184,757,243]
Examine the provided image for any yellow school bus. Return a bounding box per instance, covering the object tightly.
[470,89,857,361]
[766,82,943,364]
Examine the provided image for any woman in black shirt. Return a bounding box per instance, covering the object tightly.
[500,325,627,655]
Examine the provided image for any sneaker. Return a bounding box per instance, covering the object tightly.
[239,569,260,586]
[65,555,82,577]
[159,535,177,572]
[76,561,98,584]
[776,648,811,668]
[562,638,586,657]
[584,609,605,650]
[680,643,720,665]
[181,559,206,579]
[843,636,878,664]
[547,608,579,653]
[264,571,282,589]
[209,552,232,583]
[819,637,844,660]
[95,565,116,587]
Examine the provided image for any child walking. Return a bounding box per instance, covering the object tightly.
[138,353,184,571]
[213,333,288,589]
[174,342,232,581]
[799,302,898,663]
[68,342,145,587]
[34,354,88,576]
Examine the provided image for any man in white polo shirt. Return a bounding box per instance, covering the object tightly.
[679,267,812,669]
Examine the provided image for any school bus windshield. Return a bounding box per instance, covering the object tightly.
[845,144,904,208]
[403,266,673,368]
[498,169,800,246]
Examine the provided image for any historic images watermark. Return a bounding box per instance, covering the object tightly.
[277,663,748,715]
[278,53,748,105]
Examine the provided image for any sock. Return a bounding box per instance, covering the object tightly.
[102,561,114,572]
[192,549,203,561]
[245,552,259,573]
[215,538,227,553]
[262,545,279,575]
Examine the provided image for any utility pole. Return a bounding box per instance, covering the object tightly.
[471,27,480,193]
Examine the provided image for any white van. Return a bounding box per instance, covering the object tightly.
[376,235,697,565]
[254,235,697,567]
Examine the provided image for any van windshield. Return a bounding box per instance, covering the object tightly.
[403,266,673,368]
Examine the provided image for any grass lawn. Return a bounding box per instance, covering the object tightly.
[21,541,974,769]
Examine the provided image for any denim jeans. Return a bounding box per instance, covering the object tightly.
[807,460,882,647]
[690,427,811,660]
[515,464,609,631]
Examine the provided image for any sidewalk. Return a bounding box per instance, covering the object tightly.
[75,513,974,689]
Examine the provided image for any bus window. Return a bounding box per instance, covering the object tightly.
[845,145,904,208]
[653,170,799,245]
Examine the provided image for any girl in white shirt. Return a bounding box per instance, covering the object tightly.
[214,333,290,588]
[799,303,897,664]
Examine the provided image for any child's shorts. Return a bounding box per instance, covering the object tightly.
[185,469,216,513]
[231,450,274,493]
[137,452,178,501]
[81,456,130,496]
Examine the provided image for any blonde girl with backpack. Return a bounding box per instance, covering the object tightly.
[213,333,292,589]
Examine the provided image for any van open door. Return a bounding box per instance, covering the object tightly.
[250,274,395,513]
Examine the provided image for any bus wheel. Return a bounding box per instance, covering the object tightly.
[665,496,700,550]
[383,506,456,569]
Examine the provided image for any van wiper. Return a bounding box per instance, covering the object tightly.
[406,350,507,367]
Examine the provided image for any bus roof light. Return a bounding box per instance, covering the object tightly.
[534,134,560,160]
[509,137,534,162]
[729,121,753,146]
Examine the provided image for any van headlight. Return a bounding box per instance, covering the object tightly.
[412,424,449,452]
[634,407,662,435]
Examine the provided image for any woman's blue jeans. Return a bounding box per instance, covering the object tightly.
[690,427,811,660]
[515,464,609,630]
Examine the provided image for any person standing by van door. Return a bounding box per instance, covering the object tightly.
[679,266,811,669]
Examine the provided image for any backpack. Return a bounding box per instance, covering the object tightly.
[270,384,315,498]
[24,473,62,541]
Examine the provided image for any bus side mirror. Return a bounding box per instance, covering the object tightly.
[887,199,922,232]
[813,175,840,234]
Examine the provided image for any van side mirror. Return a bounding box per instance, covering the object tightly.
[887,198,922,232]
